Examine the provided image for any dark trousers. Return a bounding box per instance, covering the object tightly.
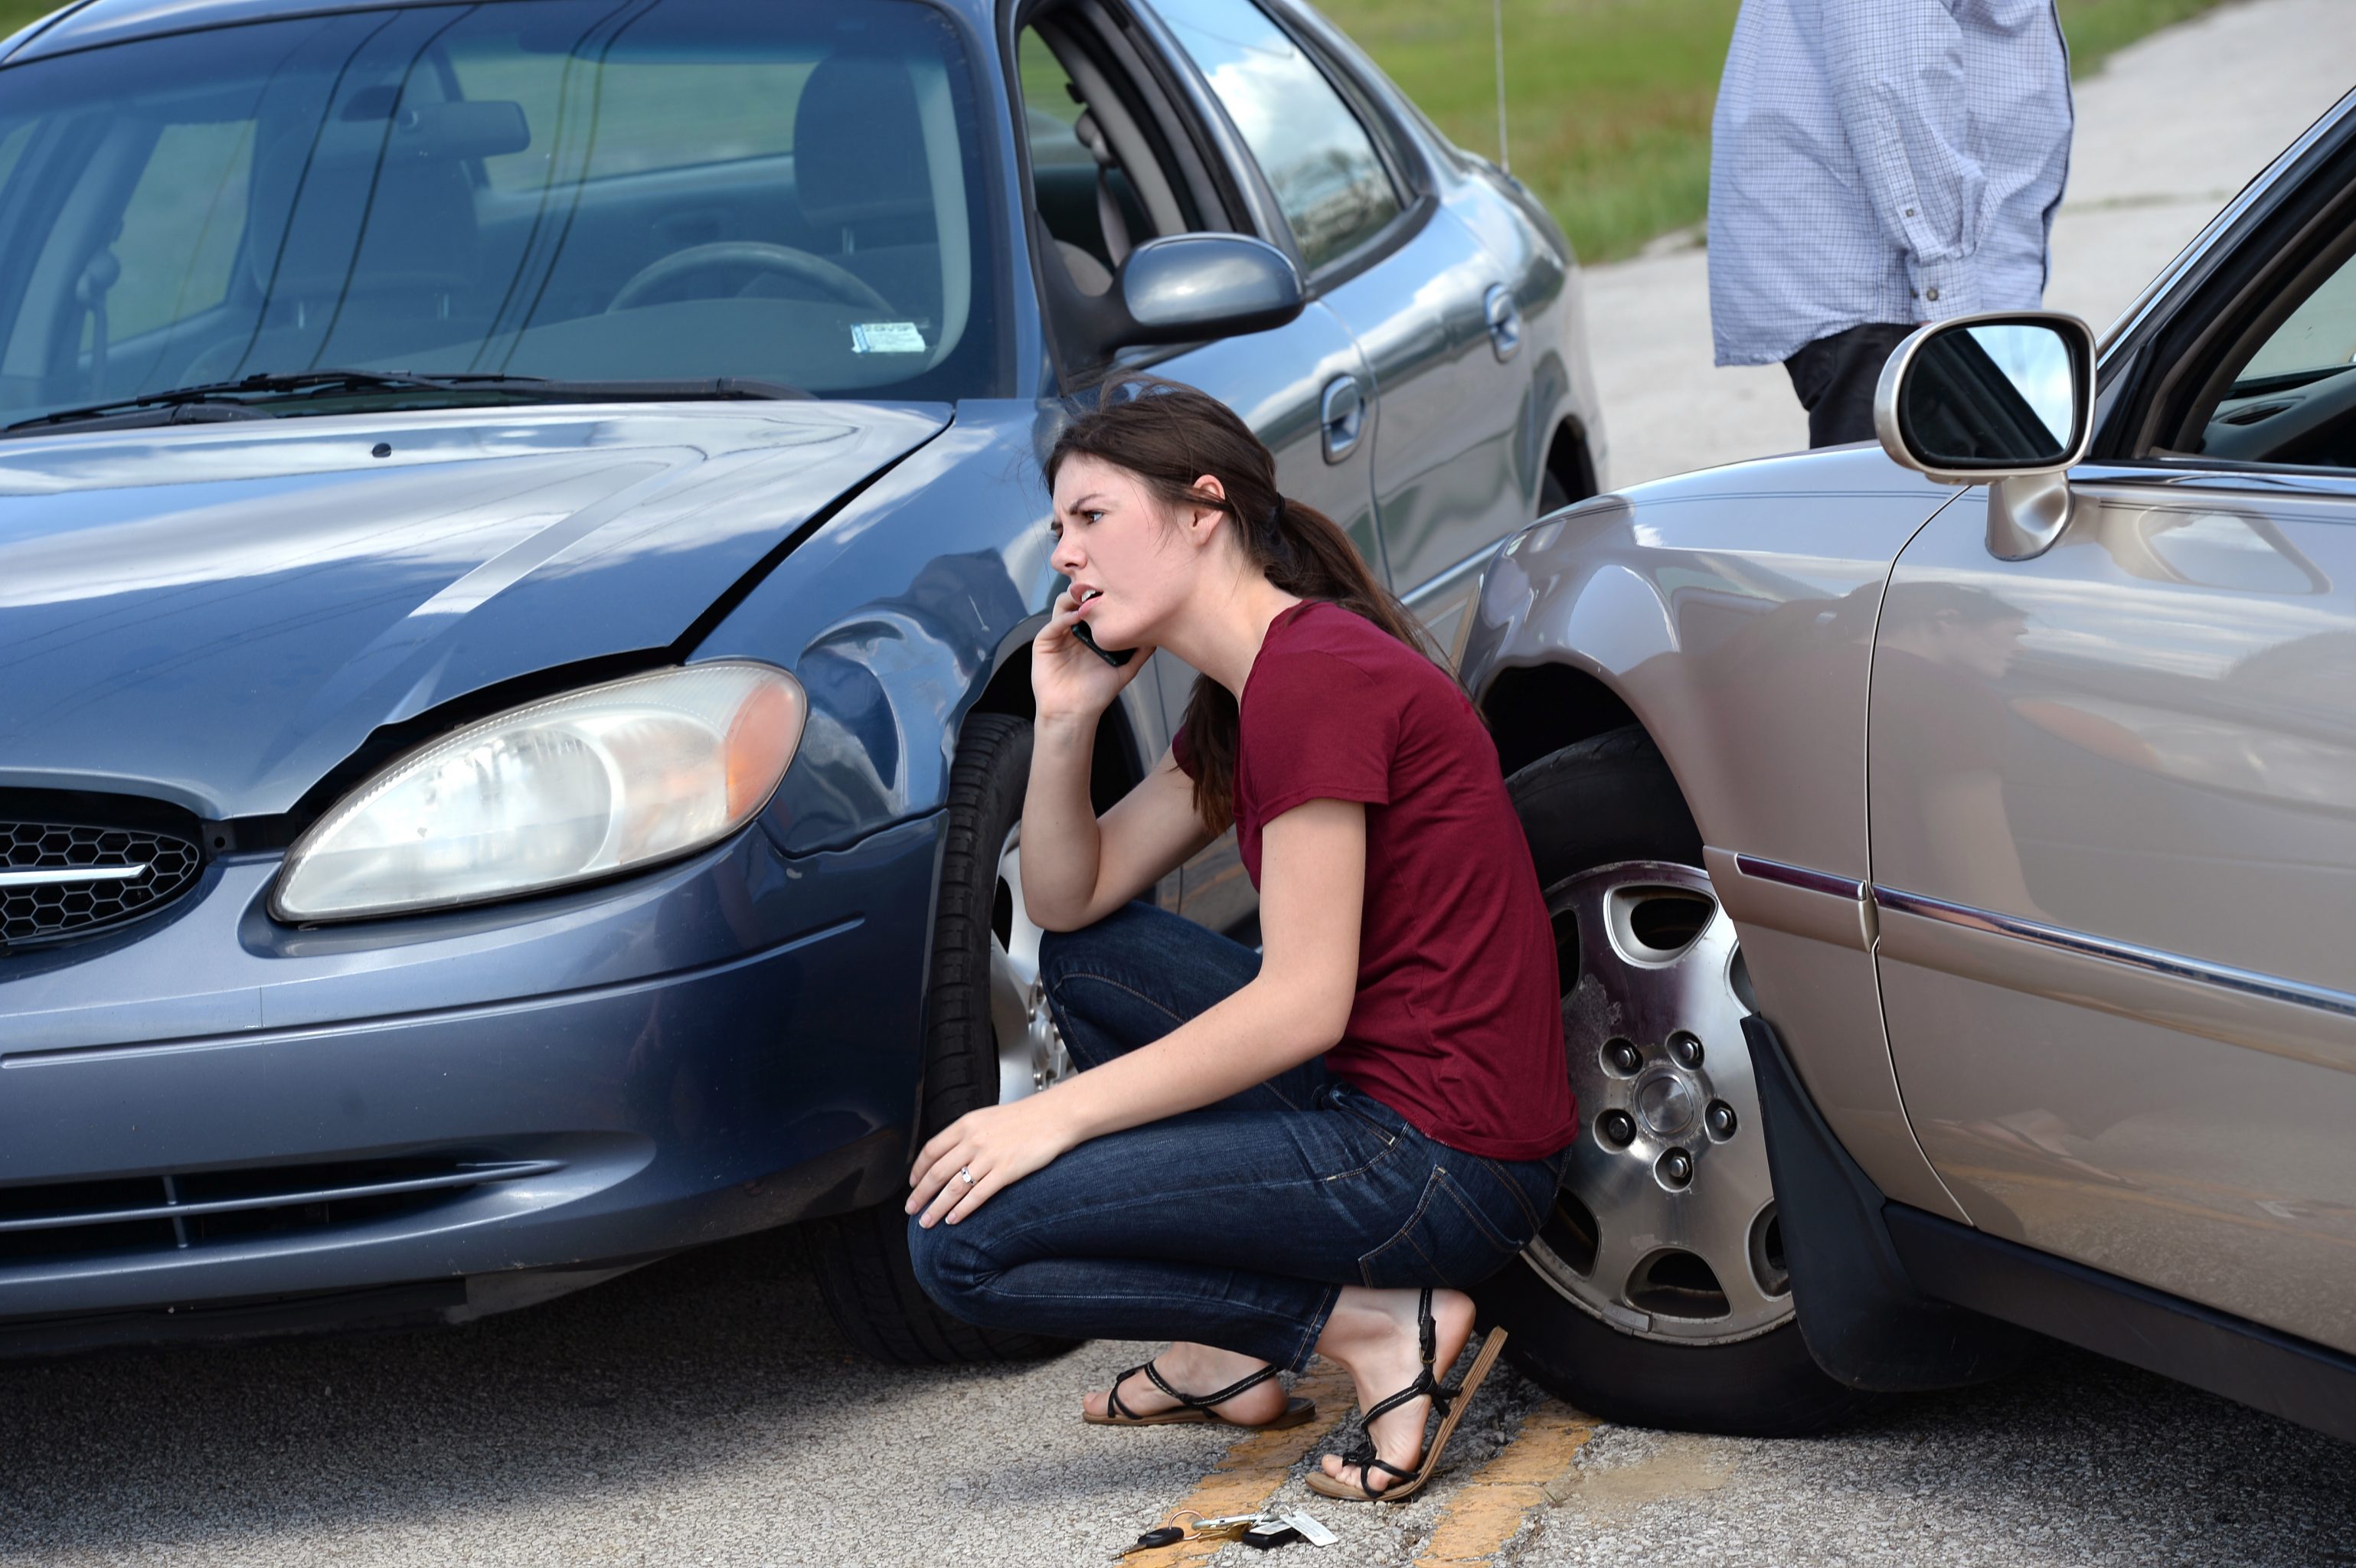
[905,903,1566,1370]
[1785,322,1914,447]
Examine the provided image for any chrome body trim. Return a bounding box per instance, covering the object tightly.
[1730,854,1864,903]
[1871,885,2356,1023]
[0,864,145,887]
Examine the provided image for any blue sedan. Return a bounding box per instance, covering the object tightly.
[0,0,1600,1359]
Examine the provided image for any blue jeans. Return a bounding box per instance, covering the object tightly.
[907,903,1568,1371]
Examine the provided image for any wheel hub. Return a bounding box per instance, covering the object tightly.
[1522,860,1794,1345]
[1633,1070,1699,1139]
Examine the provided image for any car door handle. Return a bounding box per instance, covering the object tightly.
[1321,376,1365,464]
[1483,284,1521,361]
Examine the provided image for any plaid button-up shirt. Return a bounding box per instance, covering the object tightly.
[1707,0,2073,367]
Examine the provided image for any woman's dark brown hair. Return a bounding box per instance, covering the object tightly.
[1043,376,1433,833]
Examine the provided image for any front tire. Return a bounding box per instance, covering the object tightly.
[1476,726,1871,1436]
[807,714,1078,1364]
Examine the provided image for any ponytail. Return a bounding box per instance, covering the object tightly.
[1043,375,1435,833]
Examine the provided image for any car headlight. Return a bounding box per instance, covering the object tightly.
[273,661,806,922]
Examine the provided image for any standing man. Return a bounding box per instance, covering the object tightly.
[1708,2,2073,447]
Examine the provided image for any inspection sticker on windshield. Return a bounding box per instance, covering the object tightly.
[851,322,926,354]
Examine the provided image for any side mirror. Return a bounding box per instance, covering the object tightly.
[1111,234,1305,348]
[1875,312,2096,560]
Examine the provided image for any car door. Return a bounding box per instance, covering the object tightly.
[1012,5,1380,936]
[1147,0,1530,662]
[1867,221,2356,1353]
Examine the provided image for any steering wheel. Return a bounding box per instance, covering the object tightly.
[606,240,893,315]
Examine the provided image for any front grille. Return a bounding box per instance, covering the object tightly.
[0,810,204,947]
[0,1154,560,1266]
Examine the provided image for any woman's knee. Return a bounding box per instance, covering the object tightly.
[905,1212,997,1315]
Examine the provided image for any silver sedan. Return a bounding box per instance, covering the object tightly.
[1458,87,2356,1444]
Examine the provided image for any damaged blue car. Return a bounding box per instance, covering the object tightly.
[0,0,1600,1358]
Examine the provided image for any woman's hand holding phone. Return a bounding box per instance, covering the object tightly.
[1031,586,1151,724]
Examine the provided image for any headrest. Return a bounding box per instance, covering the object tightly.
[793,54,936,233]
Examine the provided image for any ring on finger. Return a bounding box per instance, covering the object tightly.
[958,1165,977,1186]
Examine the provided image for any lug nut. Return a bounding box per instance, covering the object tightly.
[1707,1100,1738,1139]
[1669,1031,1704,1069]
[1657,1148,1694,1187]
[1598,1109,1636,1148]
[1603,1038,1642,1075]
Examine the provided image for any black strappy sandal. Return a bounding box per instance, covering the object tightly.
[1083,1359,1317,1429]
[1305,1289,1506,1503]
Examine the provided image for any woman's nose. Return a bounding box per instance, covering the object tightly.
[1050,532,1083,577]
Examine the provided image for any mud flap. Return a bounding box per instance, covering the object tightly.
[1742,1014,2031,1390]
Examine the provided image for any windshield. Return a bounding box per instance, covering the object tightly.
[0,0,1002,428]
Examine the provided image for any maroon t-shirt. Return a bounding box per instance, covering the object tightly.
[1174,602,1576,1161]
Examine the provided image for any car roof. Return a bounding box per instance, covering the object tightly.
[1,0,996,66]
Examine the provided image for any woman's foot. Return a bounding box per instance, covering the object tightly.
[1080,1341,1290,1425]
[1314,1286,1476,1494]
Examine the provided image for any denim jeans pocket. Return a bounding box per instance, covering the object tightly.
[1356,1162,1529,1291]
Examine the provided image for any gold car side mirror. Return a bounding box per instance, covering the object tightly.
[1873,311,2096,561]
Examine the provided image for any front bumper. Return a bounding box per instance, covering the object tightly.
[0,811,941,1347]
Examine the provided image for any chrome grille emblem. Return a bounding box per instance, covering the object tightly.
[0,864,147,887]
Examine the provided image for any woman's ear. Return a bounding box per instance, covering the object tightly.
[1188,474,1229,534]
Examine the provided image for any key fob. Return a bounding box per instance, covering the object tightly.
[1073,620,1136,668]
[1241,1521,1301,1550]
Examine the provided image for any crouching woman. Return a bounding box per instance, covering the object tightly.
[905,380,1576,1501]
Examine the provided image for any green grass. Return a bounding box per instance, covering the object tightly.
[1321,0,2233,262]
[0,0,2229,263]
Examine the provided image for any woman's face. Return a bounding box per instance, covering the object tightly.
[1048,454,1212,649]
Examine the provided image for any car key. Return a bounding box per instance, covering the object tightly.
[1112,1526,1185,1559]
[1241,1520,1302,1550]
[1072,620,1136,667]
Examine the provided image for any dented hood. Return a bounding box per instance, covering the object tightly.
[0,400,946,817]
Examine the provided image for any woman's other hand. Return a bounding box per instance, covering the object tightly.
[906,1096,1080,1227]
[1031,586,1152,724]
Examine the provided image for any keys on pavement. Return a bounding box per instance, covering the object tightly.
[1112,1508,1335,1557]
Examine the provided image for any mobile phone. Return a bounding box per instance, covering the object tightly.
[1072,620,1136,668]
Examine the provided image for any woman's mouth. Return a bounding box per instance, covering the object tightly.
[1076,587,1104,609]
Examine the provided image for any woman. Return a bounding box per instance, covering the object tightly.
[904,380,1575,1502]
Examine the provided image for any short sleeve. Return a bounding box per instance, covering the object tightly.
[1171,721,1197,779]
[1240,648,1397,822]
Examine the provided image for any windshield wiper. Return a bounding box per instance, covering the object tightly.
[4,371,809,437]
[4,369,460,435]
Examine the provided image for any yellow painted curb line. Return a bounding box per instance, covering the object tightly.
[1122,1358,1358,1565]
[1413,1400,1600,1566]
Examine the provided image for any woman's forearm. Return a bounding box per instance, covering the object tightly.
[1018,712,1106,929]
[1041,972,1348,1145]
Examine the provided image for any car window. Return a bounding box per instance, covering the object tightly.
[449,41,812,190]
[0,0,1003,427]
[2237,256,2356,384]
[2197,242,2356,467]
[110,122,254,344]
[1013,18,1186,295]
[1152,0,1400,271]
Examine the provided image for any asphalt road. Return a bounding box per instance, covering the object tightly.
[2,1229,2348,1567]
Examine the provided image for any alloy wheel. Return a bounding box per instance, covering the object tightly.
[1523,860,1793,1345]
[987,825,1073,1104]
